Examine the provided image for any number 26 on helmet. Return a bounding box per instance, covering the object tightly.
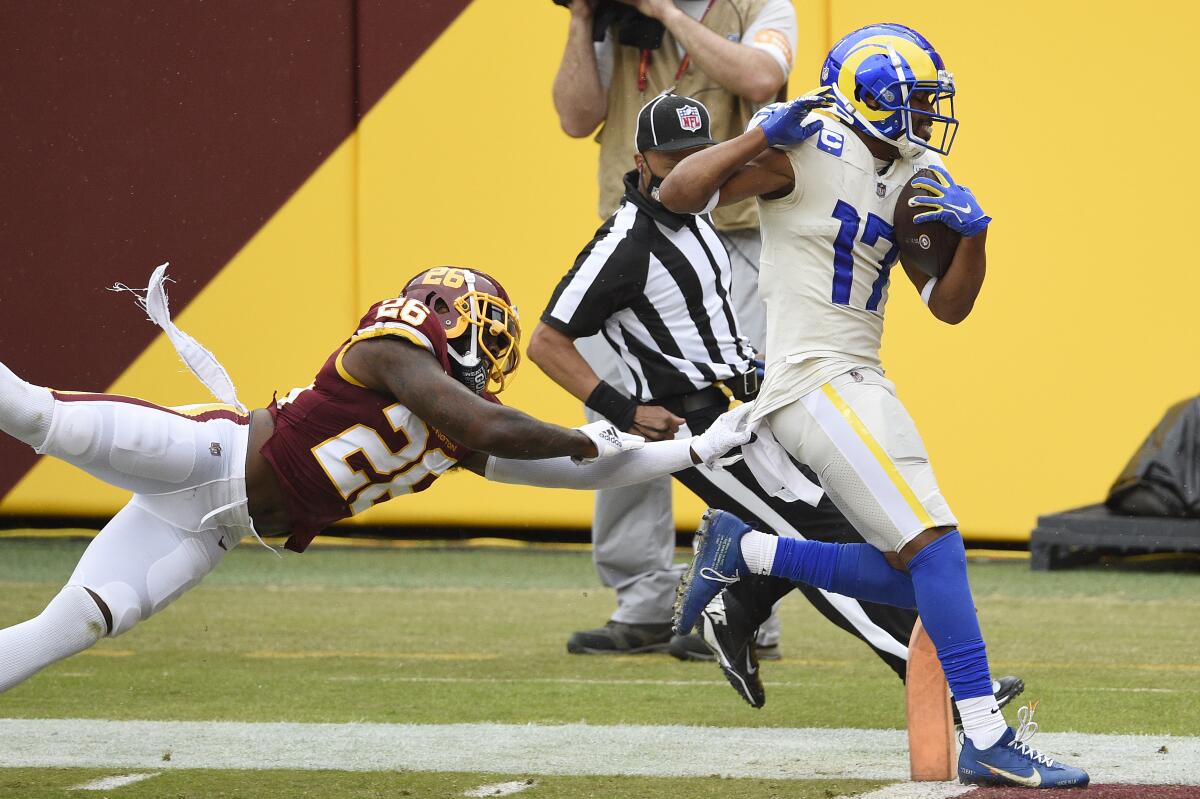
[402,266,521,395]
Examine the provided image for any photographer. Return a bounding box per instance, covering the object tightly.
[554,0,793,259]
[549,0,796,659]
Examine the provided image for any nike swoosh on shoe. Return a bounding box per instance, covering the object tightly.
[985,764,1042,787]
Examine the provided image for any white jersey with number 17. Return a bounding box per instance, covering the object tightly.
[751,115,943,420]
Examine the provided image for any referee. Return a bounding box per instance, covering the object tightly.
[527,93,922,707]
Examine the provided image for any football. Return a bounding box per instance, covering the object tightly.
[893,168,961,278]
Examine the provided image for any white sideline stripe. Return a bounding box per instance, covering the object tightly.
[836,784,973,799]
[463,780,535,797]
[327,675,741,687]
[1,719,1197,785]
[69,772,160,791]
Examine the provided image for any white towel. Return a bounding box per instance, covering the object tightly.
[110,263,247,414]
[743,419,824,506]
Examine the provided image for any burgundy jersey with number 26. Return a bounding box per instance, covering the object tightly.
[260,295,495,552]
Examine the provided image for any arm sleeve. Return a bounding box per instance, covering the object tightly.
[484,438,694,489]
[744,0,797,82]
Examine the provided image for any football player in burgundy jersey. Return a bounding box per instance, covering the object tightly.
[0,266,753,693]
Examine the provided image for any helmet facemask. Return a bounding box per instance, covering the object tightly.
[443,284,520,395]
[866,46,957,156]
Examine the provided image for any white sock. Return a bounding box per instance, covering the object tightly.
[0,361,55,449]
[740,531,778,575]
[957,693,1007,749]
[0,585,105,693]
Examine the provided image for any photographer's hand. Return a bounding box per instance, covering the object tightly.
[617,0,785,104]
[614,0,674,20]
[569,0,597,18]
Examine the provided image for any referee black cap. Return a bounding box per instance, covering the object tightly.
[634,93,716,154]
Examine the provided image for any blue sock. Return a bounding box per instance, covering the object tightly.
[906,531,993,701]
[833,543,916,608]
[769,538,916,608]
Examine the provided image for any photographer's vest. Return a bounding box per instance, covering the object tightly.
[596,0,771,231]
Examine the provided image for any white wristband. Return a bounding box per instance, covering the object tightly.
[920,276,939,306]
[699,190,721,215]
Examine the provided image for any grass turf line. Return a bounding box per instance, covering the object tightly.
[0,767,882,799]
[0,538,1197,735]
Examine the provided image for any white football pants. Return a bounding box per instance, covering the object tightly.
[42,392,255,634]
[0,391,255,693]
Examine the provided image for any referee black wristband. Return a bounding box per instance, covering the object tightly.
[585,381,638,432]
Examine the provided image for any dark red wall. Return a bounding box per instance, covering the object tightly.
[0,0,470,499]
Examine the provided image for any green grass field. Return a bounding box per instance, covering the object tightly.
[0,535,1197,797]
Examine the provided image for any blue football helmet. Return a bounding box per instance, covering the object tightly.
[820,23,957,157]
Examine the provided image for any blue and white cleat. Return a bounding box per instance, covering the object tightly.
[958,703,1090,789]
[673,510,751,635]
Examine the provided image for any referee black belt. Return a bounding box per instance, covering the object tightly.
[656,368,759,417]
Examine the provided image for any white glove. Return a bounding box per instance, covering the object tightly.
[690,402,755,468]
[573,420,645,464]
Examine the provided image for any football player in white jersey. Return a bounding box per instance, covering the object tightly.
[659,23,1088,789]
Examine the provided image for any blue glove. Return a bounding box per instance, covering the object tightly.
[756,92,834,148]
[750,358,765,381]
[908,165,991,237]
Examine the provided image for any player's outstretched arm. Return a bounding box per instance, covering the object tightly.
[463,402,756,486]
[341,337,602,460]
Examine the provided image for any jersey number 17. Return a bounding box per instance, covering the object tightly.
[830,200,900,312]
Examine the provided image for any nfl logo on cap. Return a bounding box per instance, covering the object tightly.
[634,92,717,153]
[676,105,703,132]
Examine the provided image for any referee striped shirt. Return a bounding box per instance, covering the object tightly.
[542,170,754,402]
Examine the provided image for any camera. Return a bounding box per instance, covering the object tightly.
[552,0,666,50]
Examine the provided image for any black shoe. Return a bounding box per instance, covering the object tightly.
[669,633,780,663]
[952,675,1026,728]
[566,621,674,654]
[700,590,765,708]
[726,574,789,662]
[666,633,713,661]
